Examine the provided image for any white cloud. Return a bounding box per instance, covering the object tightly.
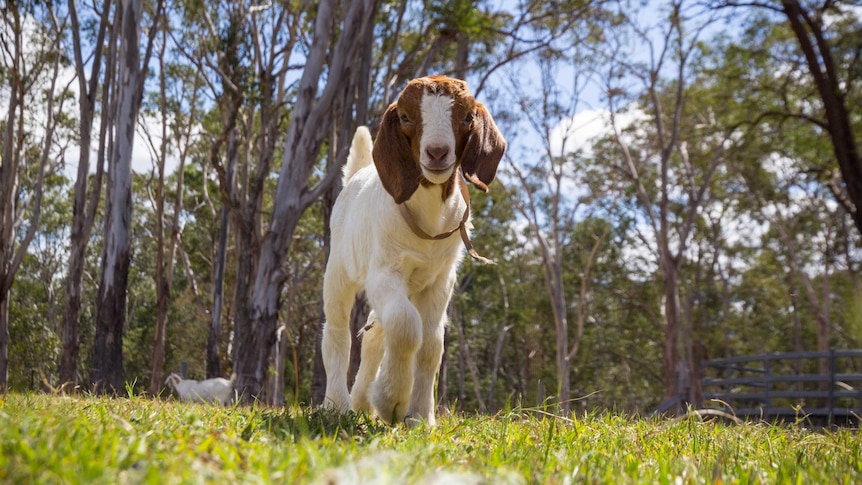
[548,107,648,160]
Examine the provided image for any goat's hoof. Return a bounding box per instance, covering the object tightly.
[322,394,351,413]
[404,413,436,428]
[404,414,423,428]
[350,394,372,414]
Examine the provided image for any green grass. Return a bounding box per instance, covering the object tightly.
[1,392,860,484]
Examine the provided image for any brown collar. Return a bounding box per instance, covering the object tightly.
[397,176,494,265]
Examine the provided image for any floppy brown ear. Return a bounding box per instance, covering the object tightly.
[461,104,506,192]
[373,103,421,204]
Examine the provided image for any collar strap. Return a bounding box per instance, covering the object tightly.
[397,177,495,265]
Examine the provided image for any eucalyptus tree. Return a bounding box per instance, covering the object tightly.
[0,1,71,392]
[166,0,258,380]
[236,0,381,404]
[169,0,379,403]
[781,0,862,234]
[713,0,862,236]
[595,0,736,409]
[700,14,862,373]
[500,44,614,412]
[89,0,163,395]
[8,170,72,390]
[58,0,112,390]
[141,23,203,396]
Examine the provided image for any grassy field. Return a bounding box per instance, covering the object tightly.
[1,392,860,484]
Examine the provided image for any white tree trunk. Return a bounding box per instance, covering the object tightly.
[90,0,144,394]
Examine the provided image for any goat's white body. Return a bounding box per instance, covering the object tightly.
[165,373,234,405]
[322,127,467,425]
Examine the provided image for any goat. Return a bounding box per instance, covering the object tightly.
[321,75,506,425]
[164,373,234,405]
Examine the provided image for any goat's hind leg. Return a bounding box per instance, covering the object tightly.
[350,311,383,414]
[321,268,358,412]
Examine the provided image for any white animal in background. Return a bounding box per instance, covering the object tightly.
[321,75,506,425]
[164,373,234,405]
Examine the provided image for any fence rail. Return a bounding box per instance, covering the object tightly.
[700,349,862,426]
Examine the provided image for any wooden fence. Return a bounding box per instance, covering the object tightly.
[700,349,862,426]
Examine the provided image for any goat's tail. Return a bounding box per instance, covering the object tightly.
[342,126,373,185]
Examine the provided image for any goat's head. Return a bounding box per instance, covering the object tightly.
[373,75,507,203]
[164,373,182,389]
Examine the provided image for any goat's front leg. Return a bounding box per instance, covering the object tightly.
[350,311,383,414]
[321,266,359,412]
[407,276,455,426]
[366,272,421,424]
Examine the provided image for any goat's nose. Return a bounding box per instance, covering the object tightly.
[426,144,450,161]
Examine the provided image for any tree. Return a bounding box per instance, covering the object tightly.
[0,1,69,391]
[716,0,862,236]
[503,49,611,412]
[58,0,111,391]
[781,0,862,231]
[89,0,161,394]
[705,2,861,368]
[166,0,253,381]
[143,22,199,395]
[597,0,732,408]
[232,0,378,403]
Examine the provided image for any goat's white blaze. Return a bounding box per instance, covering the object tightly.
[419,93,456,183]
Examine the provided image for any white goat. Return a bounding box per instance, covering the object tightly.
[321,76,506,425]
[164,373,234,405]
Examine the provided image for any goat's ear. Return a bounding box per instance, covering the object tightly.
[461,104,506,192]
[373,103,421,204]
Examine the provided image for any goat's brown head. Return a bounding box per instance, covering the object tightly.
[373,75,507,204]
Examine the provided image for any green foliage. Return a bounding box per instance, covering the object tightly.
[2,393,862,484]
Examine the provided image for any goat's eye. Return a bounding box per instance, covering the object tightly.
[399,113,411,123]
[462,113,474,125]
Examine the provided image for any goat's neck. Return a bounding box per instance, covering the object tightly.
[403,180,466,236]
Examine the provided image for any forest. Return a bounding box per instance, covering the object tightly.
[0,0,860,417]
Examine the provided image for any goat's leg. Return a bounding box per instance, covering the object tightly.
[407,279,454,426]
[366,273,421,424]
[350,311,383,414]
[321,267,358,412]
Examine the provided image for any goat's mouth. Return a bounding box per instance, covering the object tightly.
[421,163,454,174]
[420,163,456,184]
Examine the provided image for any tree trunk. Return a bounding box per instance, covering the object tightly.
[149,242,170,396]
[208,204,230,379]
[59,0,112,390]
[0,58,18,394]
[149,30,174,396]
[552,267,570,412]
[90,0,144,395]
[209,115,240,379]
[310,328,326,405]
[437,327,450,408]
[488,324,512,411]
[454,299,486,412]
[660,262,682,404]
[235,236,292,401]
[0,2,62,391]
[0,291,8,392]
